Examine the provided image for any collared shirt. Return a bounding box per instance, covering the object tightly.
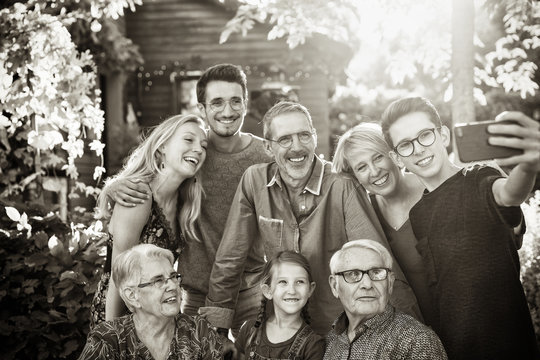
[78,313,225,360]
[202,157,413,334]
[324,305,447,360]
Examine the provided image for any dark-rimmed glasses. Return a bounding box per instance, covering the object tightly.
[137,273,182,289]
[334,268,391,283]
[393,128,440,157]
[204,97,244,112]
[266,131,314,148]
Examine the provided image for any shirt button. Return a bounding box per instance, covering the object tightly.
[301,205,306,210]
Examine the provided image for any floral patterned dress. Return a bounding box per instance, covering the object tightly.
[79,313,225,360]
[90,199,183,328]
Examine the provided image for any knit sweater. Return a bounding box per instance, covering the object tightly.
[179,134,271,294]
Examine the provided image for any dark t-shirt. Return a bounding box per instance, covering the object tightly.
[370,195,435,325]
[235,319,325,360]
[409,165,538,359]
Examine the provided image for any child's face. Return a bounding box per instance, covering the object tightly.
[263,262,315,318]
[388,111,450,182]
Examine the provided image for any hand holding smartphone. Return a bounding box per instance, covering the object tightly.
[454,120,524,163]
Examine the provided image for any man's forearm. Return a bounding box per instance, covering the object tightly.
[498,165,536,206]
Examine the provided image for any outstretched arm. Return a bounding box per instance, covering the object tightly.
[490,111,540,207]
[105,198,152,321]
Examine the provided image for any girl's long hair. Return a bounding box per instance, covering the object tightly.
[96,114,207,241]
[254,251,314,329]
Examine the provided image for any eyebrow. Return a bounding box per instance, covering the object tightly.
[396,128,433,143]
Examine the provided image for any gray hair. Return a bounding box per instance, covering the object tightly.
[112,244,175,304]
[262,101,314,140]
[329,239,393,273]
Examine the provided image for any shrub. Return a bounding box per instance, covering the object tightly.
[519,190,540,346]
[0,200,106,360]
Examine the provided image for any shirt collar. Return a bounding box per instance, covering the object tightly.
[266,156,325,195]
[332,305,395,337]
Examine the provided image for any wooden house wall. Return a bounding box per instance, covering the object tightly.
[123,0,331,158]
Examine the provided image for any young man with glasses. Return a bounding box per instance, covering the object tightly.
[201,101,419,335]
[381,96,540,359]
[325,239,447,359]
[105,64,272,337]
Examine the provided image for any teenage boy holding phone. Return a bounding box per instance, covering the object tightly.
[380,97,539,360]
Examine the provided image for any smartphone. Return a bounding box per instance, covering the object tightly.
[454,120,523,163]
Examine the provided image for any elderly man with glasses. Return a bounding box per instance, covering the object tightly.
[201,101,419,336]
[325,239,447,360]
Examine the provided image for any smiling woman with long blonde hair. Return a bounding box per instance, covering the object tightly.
[90,114,208,327]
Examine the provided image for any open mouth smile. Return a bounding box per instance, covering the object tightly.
[416,156,433,166]
[288,155,306,163]
[184,157,200,166]
[373,174,389,186]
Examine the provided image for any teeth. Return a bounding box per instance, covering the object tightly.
[219,119,234,124]
[289,156,305,162]
[417,156,433,166]
[373,174,389,186]
[164,297,177,303]
[184,157,199,165]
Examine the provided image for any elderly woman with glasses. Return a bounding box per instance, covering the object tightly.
[78,244,232,360]
[332,122,435,324]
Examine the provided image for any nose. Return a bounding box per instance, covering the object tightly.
[192,143,203,153]
[287,283,297,294]
[368,162,380,177]
[289,134,304,150]
[221,100,235,116]
[357,273,373,289]
[411,139,426,155]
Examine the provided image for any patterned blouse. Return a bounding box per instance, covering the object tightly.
[90,199,183,327]
[78,313,225,360]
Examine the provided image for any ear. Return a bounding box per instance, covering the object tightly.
[263,139,275,158]
[440,125,451,147]
[389,151,404,169]
[387,272,395,296]
[328,275,339,299]
[312,129,318,148]
[197,103,207,118]
[308,281,316,297]
[122,287,141,310]
[261,283,273,300]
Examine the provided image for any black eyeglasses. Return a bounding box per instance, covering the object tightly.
[267,131,314,148]
[334,268,391,283]
[393,128,440,157]
[204,97,244,112]
[137,273,182,289]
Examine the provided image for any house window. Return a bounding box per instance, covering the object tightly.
[171,71,202,115]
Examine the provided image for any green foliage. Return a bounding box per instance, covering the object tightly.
[0,201,107,359]
[519,190,540,345]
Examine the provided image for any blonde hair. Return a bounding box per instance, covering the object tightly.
[332,122,391,174]
[97,114,208,241]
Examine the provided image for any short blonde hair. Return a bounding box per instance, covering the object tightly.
[332,122,391,174]
[329,239,393,274]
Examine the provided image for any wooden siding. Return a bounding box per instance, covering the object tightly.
[124,0,331,156]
